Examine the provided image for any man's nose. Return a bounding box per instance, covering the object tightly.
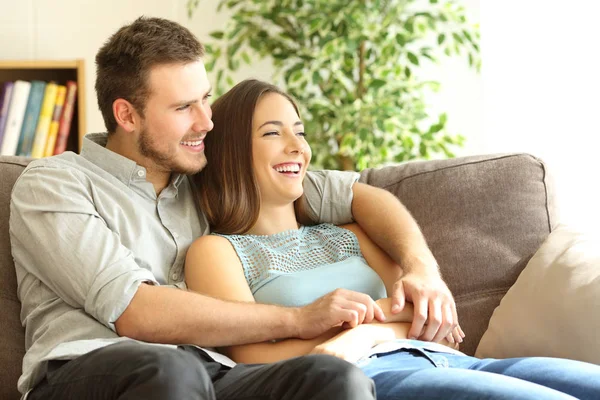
[194,105,214,132]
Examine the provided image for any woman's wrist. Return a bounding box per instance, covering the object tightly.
[375,298,414,323]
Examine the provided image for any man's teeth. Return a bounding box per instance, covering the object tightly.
[181,139,203,146]
[274,164,300,173]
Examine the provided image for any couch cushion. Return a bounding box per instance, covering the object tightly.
[475,225,600,363]
[0,156,31,400]
[360,153,557,355]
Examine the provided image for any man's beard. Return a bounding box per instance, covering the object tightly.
[138,126,207,175]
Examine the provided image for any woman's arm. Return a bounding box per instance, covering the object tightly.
[184,235,382,364]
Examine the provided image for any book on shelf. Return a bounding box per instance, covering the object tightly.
[53,80,77,155]
[16,80,46,157]
[0,80,31,156]
[43,84,67,157]
[0,82,15,150]
[31,82,59,158]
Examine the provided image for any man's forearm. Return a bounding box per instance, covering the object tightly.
[351,183,439,276]
[116,284,299,347]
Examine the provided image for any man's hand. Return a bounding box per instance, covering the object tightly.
[391,272,462,343]
[296,289,386,339]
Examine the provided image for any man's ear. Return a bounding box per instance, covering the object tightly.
[113,99,140,133]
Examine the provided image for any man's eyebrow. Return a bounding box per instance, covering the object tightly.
[258,120,304,129]
[170,87,213,108]
[170,99,198,108]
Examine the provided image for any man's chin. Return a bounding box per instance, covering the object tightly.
[174,159,207,175]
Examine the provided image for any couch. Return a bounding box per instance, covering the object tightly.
[0,153,557,399]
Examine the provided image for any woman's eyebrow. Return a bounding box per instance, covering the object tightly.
[258,120,303,129]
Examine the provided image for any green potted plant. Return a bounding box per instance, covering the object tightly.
[188,0,480,170]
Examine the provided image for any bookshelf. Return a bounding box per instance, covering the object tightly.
[0,59,86,153]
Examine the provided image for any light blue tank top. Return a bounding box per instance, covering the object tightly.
[216,224,387,307]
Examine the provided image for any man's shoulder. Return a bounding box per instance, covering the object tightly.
[14,152,92,194]
[22,152,85,174]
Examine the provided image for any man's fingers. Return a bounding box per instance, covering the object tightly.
[341,309,359,328]
[431,303,455,343]
[372,300,386,322]
[409,297,428,339]
[391,282,406,314]
[420,299,443,342]
[452,327,463,343]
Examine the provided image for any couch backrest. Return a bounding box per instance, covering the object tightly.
[0,156,30,400]
[360,153,557,356]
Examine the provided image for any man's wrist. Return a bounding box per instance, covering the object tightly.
[401,254,440,276]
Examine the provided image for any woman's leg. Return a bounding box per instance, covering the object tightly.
[444,353,600,400]
[359,350,582,400]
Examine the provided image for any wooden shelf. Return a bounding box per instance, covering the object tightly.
[0,59,86,153]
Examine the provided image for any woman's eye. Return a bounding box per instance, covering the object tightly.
[297,132,307,137]
[263,131,279,136]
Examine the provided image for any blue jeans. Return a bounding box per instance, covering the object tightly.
[358,343,600,399]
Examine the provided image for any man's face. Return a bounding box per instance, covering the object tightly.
[136,61,214,175]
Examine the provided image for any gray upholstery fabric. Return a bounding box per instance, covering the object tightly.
[359,153,557,355]
[0,156,29,400]
[0,153,556,399]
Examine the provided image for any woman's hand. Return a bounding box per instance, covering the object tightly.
[309,324,394,362]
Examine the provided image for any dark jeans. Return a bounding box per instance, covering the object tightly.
[28,341,376,400]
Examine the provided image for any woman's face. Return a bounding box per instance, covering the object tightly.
[251,92,312,206]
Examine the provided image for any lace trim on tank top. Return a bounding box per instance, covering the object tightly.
[215,223,364,293]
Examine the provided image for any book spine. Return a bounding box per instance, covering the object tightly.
[17,80,47,157]
[53,81,77,155]
[43,85,67,157]
[0,80,32,156]
[30,82,58,158]
[0,82,15,150]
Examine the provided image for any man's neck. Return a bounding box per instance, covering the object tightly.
[247,204,299,236]
[106,135,170,195]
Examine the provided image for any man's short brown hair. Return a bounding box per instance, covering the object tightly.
[95,16,204,133]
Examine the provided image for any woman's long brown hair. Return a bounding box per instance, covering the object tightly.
[192,79,300,234]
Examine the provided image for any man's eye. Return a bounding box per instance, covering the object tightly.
[177,104,190,111]
[203,94,212,102]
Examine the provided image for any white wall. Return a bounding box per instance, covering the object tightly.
[481,1,600,230]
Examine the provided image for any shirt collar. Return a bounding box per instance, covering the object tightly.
[80,132,187,189]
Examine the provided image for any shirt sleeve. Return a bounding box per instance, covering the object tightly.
[301,170,360,225]
[10,165,158,332]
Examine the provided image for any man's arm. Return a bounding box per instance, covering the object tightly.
[350,182,459,343]
[297,170,459,343]
[11,166,379,348]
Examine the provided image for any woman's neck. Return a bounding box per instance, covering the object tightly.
[246,203,300,236]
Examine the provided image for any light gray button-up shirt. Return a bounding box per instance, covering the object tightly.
[9,132,359,395]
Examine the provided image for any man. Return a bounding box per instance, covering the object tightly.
[10,17,458,399]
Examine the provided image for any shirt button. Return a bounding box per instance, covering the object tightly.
[137,170,145,177]
[172,272,179,281]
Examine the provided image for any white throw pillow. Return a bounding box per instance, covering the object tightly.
[475,225,600,363]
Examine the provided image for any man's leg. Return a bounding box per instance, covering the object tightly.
[212,353,376,400]
[359,350,580,400]
[28,341,215,400]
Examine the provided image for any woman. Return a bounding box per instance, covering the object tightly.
[186,79,600,399]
